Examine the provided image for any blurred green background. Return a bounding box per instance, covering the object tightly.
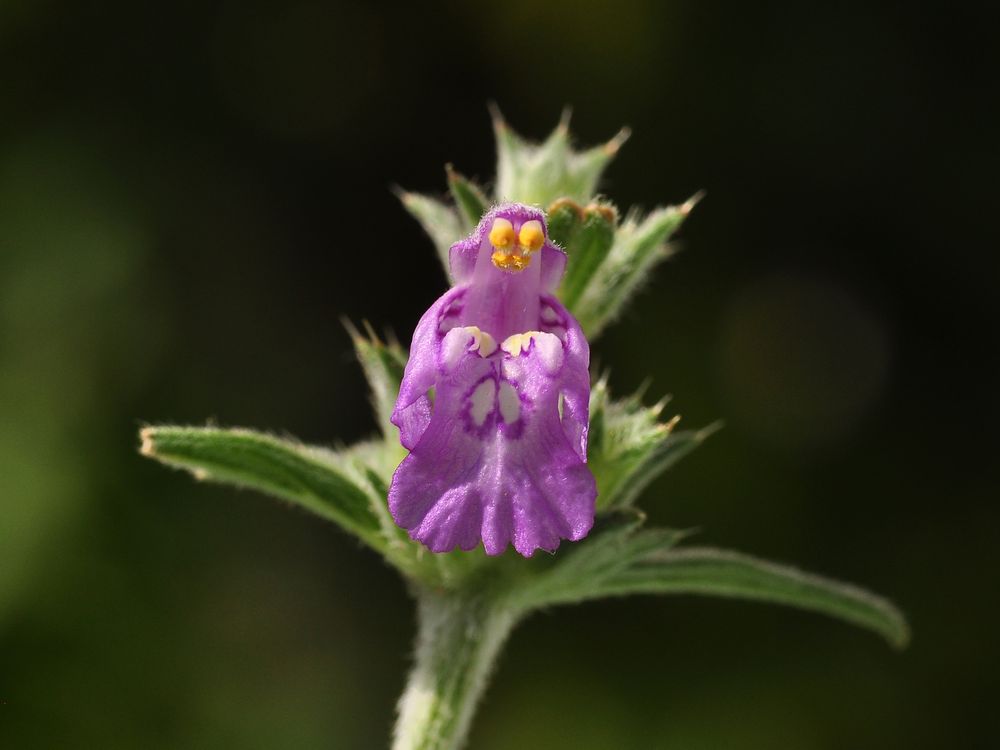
[1,1,997,747]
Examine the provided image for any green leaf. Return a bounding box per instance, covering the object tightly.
[558,202,618,310]
[446,165,490,230]
[396,189,462,280]
[573,194,701,337]
[490,105,628,206]
[588,377,717,511]
[509,512,690,610]
[507,514,908,649]
[344,320,408,442]
[610,426,717,507]
[139,426,387,551]
[562,127,630,201]
[601,546,910,648]
[490,104,530,202]
[545,198,584,249]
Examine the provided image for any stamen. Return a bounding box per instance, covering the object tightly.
[488,218,515,252]
[491,249,532,271]
[518,220,544,254]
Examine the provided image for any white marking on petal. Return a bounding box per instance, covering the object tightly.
[532,332,564,373]
[441,327,474,369]
[541,305,561,324]
[498,381,521,423]
[469,379,496,426]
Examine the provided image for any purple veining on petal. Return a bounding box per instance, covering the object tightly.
[437,295,464,335]
[389,204,597,557]
[495,377,528,440]
[391,287,466,450]
[540,295,590,462]
[457,374,499,439]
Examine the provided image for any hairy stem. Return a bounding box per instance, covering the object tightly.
[393,589,519,750]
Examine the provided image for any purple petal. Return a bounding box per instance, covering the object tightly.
[389,329,596,556]
[540,295,591,461]
[390,202,596,557]
[538,244,567,293]
[391,287,466,449]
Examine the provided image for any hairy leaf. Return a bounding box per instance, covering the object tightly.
[139,426,386,550]
[491,105,628,206]
[601,546,910,648]
[345,321,408,441]
[396,190,462,280]
[574,195,700,337]
[513,514,690,610]
[588,377,716,510]
[557,202,618,309]
[446,165,490,230]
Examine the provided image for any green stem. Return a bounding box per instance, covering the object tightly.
[392,588,520,750]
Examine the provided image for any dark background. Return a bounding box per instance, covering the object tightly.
[1,1,997,747]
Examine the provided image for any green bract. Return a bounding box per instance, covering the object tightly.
[140,110,908,750]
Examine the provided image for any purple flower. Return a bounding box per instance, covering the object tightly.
[389,203,597,557]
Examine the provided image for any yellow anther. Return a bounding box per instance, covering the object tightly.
[518,220,544,253]
[491,249,532,271]
[488,218,515,251]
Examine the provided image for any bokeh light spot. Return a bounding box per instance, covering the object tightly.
[718,272,890,453]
